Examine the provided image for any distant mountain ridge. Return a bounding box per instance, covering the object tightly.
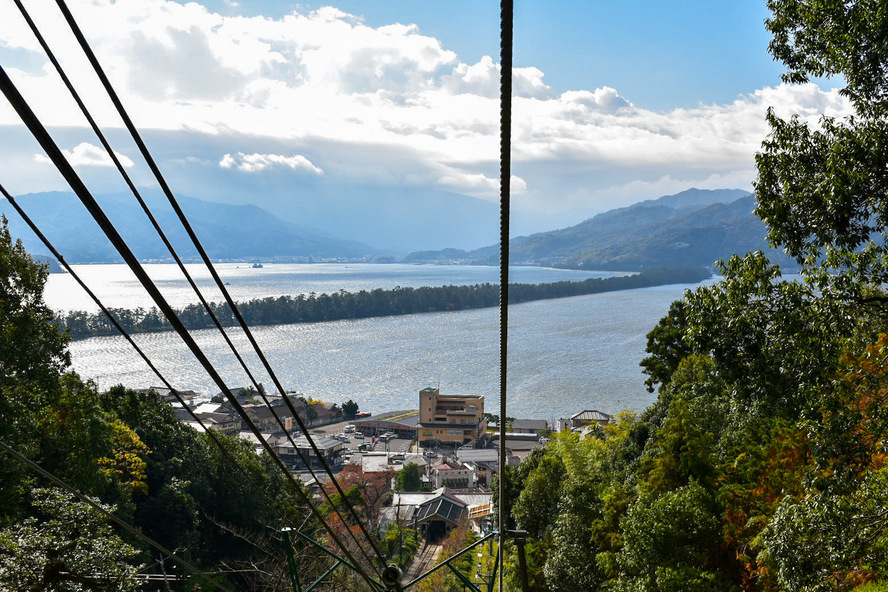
[404,188,794,270]
[1,191,378,264]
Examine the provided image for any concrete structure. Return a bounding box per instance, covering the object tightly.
[417,387,487,446]
[353,418,417,440]
[391,489,494,536]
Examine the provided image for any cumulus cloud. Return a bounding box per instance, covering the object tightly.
[441,56,551,99]
[219,152,323,174]
[34,142,134,168]
[437,171,527,196]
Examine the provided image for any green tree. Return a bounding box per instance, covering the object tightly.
[757,1,888,300]
[615,481,732,592]
[342,399,359,420]
[513,453,566,540]
[394,462,422,492]
[0,216,71,519]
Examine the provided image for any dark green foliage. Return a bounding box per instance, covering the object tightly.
[0,216,70,391]
[394,463,422,492]
[342,398,360,420]
[0,488,144,592]
[615,482,733,592]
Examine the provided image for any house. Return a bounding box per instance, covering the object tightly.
[242,403,296,433]
[570,409,611,428]
[417,387,487,446]
[191,411,241,435]
[288,435,344,468]
[511,419,549,434]
[140,386,200,407]
[430,459,476,489]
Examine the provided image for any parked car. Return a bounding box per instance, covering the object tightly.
[354,432,364,439]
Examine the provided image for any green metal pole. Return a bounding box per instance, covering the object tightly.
[282,529,303,592]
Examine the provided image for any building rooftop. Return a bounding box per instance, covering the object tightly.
[512,419,549,431]
[570,410,611,422]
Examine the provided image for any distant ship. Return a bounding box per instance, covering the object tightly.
[252,262,263,269]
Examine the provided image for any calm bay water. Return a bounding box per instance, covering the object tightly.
[47,263,701,421]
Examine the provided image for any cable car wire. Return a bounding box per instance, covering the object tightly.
[498,2,514,591]
[0,63,383,590]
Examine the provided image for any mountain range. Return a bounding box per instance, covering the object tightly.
[404,188,795,270]
[1,187,791,270]
[1,190,376,264]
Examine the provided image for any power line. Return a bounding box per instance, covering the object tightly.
[0,180,307,544]
[0,64,382,591]
[7,3,370,557]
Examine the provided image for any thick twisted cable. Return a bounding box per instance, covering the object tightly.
[498,2,514,592]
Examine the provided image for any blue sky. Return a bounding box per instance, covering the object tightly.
[0,0,851,243]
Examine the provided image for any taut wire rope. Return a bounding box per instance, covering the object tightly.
[3,8,378,565]
[498,1,514,591]
[0,181,309,547]
[10,0,386,567]
[0,63,383,590]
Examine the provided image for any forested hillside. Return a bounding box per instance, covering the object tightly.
[406,188,796,270]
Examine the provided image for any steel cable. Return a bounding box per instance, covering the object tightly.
[0,63,382,590]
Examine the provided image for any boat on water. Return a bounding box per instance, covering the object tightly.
[252,262,263,269]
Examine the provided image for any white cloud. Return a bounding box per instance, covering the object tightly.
[0,0,857,226]
[34,142,134,168]
[437,171,527,196]
[219,152,323,174]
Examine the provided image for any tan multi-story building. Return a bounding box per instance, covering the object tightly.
[418,387,487,446]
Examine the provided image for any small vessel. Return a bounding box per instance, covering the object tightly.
[252,262,263,269]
